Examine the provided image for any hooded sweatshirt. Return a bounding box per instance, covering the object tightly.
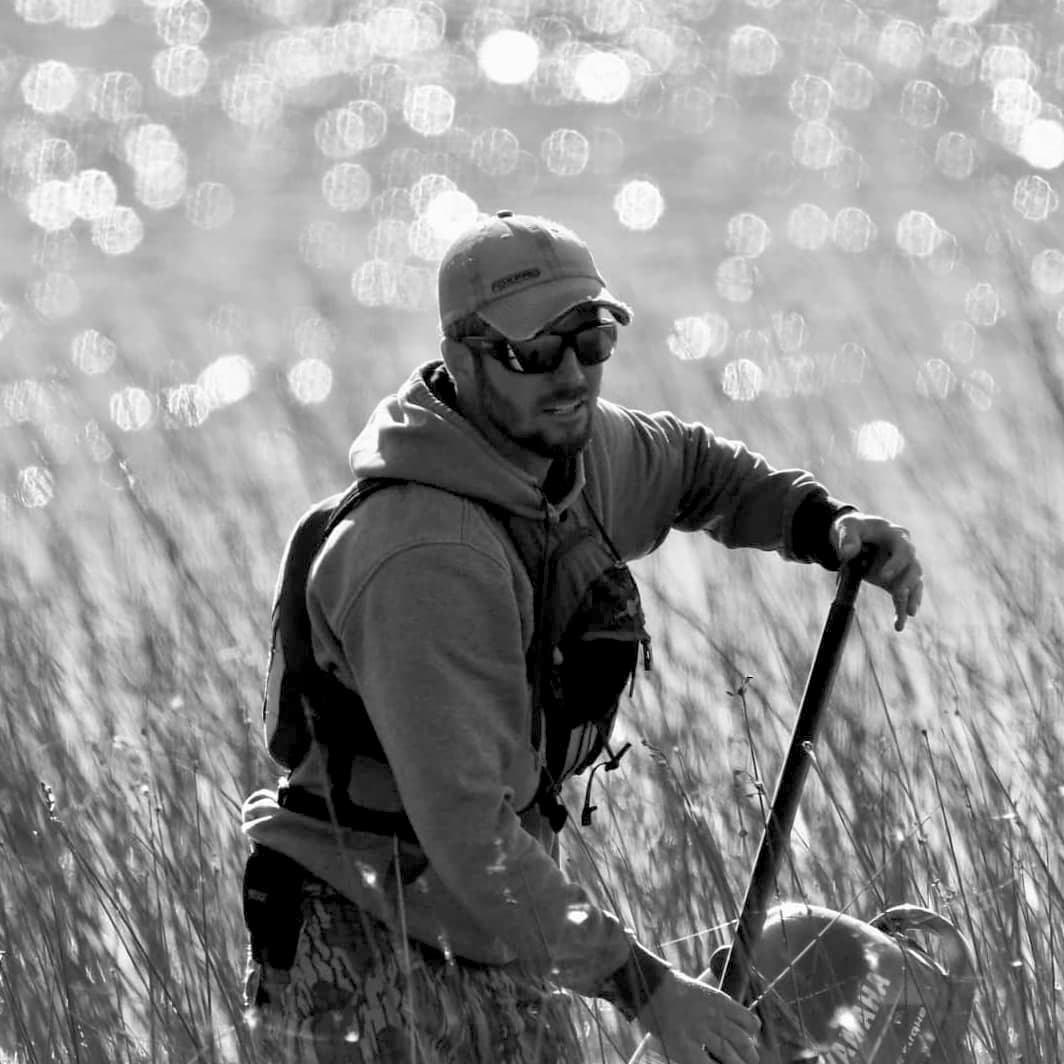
[242,360,852,1011]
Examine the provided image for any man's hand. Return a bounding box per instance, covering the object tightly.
[832,511,923,631]
[637,968,761,1064]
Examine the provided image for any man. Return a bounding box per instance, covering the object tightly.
[241,210,923,1064]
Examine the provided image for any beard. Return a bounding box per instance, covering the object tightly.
[473,360,595,460]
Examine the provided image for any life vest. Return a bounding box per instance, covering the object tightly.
[260,476,652,841]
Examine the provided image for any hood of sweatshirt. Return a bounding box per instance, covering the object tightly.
[347,361,584,519]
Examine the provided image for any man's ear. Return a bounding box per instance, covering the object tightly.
[440,337,475,390]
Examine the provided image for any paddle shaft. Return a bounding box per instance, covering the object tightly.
[719,552,871,1003]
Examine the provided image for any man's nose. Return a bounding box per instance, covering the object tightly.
[551,345,586,385]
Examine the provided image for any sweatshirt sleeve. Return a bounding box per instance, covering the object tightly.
[328,533,666,1003]
[589,400,853,566]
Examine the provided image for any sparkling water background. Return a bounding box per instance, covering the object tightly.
[1,0,1063,510]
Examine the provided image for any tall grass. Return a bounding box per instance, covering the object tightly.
[4,6,1064,1059]
[4,254,1063,1061]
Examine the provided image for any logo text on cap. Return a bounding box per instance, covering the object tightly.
[491,268,541,293]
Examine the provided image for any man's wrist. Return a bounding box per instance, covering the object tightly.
[597,942,673,1022]
[793,493,858,570]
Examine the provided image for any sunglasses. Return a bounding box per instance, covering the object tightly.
[459,321,618,375]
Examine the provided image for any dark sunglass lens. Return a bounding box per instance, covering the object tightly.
[575,325,616,365]
[513,335,564,373]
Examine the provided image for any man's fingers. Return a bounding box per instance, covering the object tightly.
[908,577,924,617]
[694,1004,760,1064]
[885,560,923,630]
[704,1034,758,1064]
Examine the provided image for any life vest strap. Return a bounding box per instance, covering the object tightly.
[277,783,420,846]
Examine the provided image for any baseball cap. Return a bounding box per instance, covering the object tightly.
[438,210,633,341]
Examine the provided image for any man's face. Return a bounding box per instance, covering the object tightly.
[463,305,612,474]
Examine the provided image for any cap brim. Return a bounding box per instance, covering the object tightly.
[477,278,632,340]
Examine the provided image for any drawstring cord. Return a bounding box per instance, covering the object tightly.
[581,731,632,827]
[531,496,569,830]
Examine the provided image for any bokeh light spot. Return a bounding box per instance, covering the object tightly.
[773,310,807,352]
[27,179,76,232]
[667,314,730,361]
[472,127,520,176]
[21,60,78,114]
[403,84,454,137]
[163,384,209,428]
[78,419,114,463]
[110,386,154,431]
[352,259,400,307]
[136,162,188,211]
[582,0,633,35]
[3,379,51,423]
[71,329,117,374]
[417,189,478,255]
[854,420,904,461]
[792,121,837,170]
[1013,175,1057,221]
[198,354,255,409]
[934,130,976,179]
[614,180,663,231]
[478,30,540,86]
[15,0,62,24]
[900,80,946,128]
[322,162,372,212]
[287,359,333,404]
[155,0,210,46]
[980,45,1036,85]
[788,74,833,121]
[92,205,144,255]
[368,218,410,262]
[831,60,877,111]
[787,202,832,250]
[73,168,118,220]
[963,368,996,411]
[316,104,367,158]
[726,213,772,258]
[409,173,455,216]
[939,0,994,21]
[992,78,1041,127]
[542,129,588,177]
[722,359,764,401]
[877,20,925,73]
[916,358,954,399]
[152,45,210,98]
[716,257,758,302]
[185,181,235,230]
[728,25,781,78]
[1019,120,1064,170]
[221,65,285,129]
[17,465,54,508]
[574,50,631,104]
[92,70,142,122]
[942,319,978,362]
[833,207,876,253]
[896,210,939,257]
[27,137,76,182]
[965,282,1001,327]
[1030,249,1064,295]
[368,6,422,60]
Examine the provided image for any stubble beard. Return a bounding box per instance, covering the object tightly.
[476,363,594,460]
